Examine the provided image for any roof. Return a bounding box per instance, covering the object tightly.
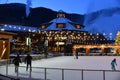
[0,31,16,39]
[42,17,84,31]
[0,24,38,32]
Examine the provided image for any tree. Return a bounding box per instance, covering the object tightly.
[114,32,120,54]
[115,32,120,44]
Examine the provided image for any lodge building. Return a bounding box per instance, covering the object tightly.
[0,10,107,56]
[39,10,107,55]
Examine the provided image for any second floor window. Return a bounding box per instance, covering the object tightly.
[56,23,65,28]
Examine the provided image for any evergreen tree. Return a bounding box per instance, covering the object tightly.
[114,32,120,54]
[115,32,120,44]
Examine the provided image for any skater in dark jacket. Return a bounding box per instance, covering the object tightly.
[25,54,32,71]
[13,54,21,73]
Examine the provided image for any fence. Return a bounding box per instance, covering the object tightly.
[0,59,120,80]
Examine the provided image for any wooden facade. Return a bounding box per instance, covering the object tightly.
[0,31,15,59]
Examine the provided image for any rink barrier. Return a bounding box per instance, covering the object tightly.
[0,74,20,80]
[1,59,120,80]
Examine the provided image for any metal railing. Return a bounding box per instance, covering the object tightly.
[0,59,120,80]
[0,74,20,80]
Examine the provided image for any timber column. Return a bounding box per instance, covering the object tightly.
[86,48,90,55]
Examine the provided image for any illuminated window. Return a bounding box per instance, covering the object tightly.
[76,24,81,28]
[41,25,46,29]
[57,13,65,18]
[56,23,65,28]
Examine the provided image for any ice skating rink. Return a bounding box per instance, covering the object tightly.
[0,56,120,80]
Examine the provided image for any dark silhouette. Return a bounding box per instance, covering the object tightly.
[75,49,79,59]
[44,39,48,58]
[0,3,84,27]
[13,54,21,73]
[25,54,32,71]
[111,58,117,70]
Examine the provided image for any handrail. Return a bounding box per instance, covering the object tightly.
[19,66,120,80]
[20,66,120,72]
[0,74,20,80]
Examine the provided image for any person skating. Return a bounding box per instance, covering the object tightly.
[111,58,117,70]
[13,54,21,73]
[25,54,32,71]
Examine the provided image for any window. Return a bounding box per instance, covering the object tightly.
[41,25,46,29]
[76,24,81,29]
[56,23,65,28]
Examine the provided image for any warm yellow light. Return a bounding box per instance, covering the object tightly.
[56,42,65,45]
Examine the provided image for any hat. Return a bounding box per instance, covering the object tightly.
[114,58,116,61]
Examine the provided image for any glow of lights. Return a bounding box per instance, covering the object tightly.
[101,45,105,48]
[97,33,99,35]
[18,27,21,30]
[38,30,41,33]
[9,25,12,28]
[103,33,106,35]
[1,28,4,31]
[32,30,36,32]
[110,33,112,35]
[24,28,26,30]
[84,33,86,35]
[4,24,7,27]
[13,26,16,29]
[56,42,65,45]
[28,29,31,32]
[32,34,35,36]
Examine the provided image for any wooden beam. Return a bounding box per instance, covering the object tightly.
[0,34,13,39]
[0,31,16,39]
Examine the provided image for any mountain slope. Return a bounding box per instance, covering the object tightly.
[84,7,120,39]
[0,3,84,27]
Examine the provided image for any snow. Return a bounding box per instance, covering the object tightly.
[0,56,120,80]
[2,24,38,32]
[45,17,81,31]
[84,13,120,39]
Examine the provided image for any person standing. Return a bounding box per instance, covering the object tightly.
[111,58,117,70]
[75,49,78,59]
[13,54,21,73]
[72,48,76,59]
[44,39,48,58]
[25,54,32,71]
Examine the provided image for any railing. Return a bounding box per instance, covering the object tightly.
[0,60,120,80]
[0,74,20,80]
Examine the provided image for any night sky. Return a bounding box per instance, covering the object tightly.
[0,0,120,14]
[0,0,120,38]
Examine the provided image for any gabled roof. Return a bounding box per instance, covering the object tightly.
[42,17,84,31]
[50,17,72,23]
